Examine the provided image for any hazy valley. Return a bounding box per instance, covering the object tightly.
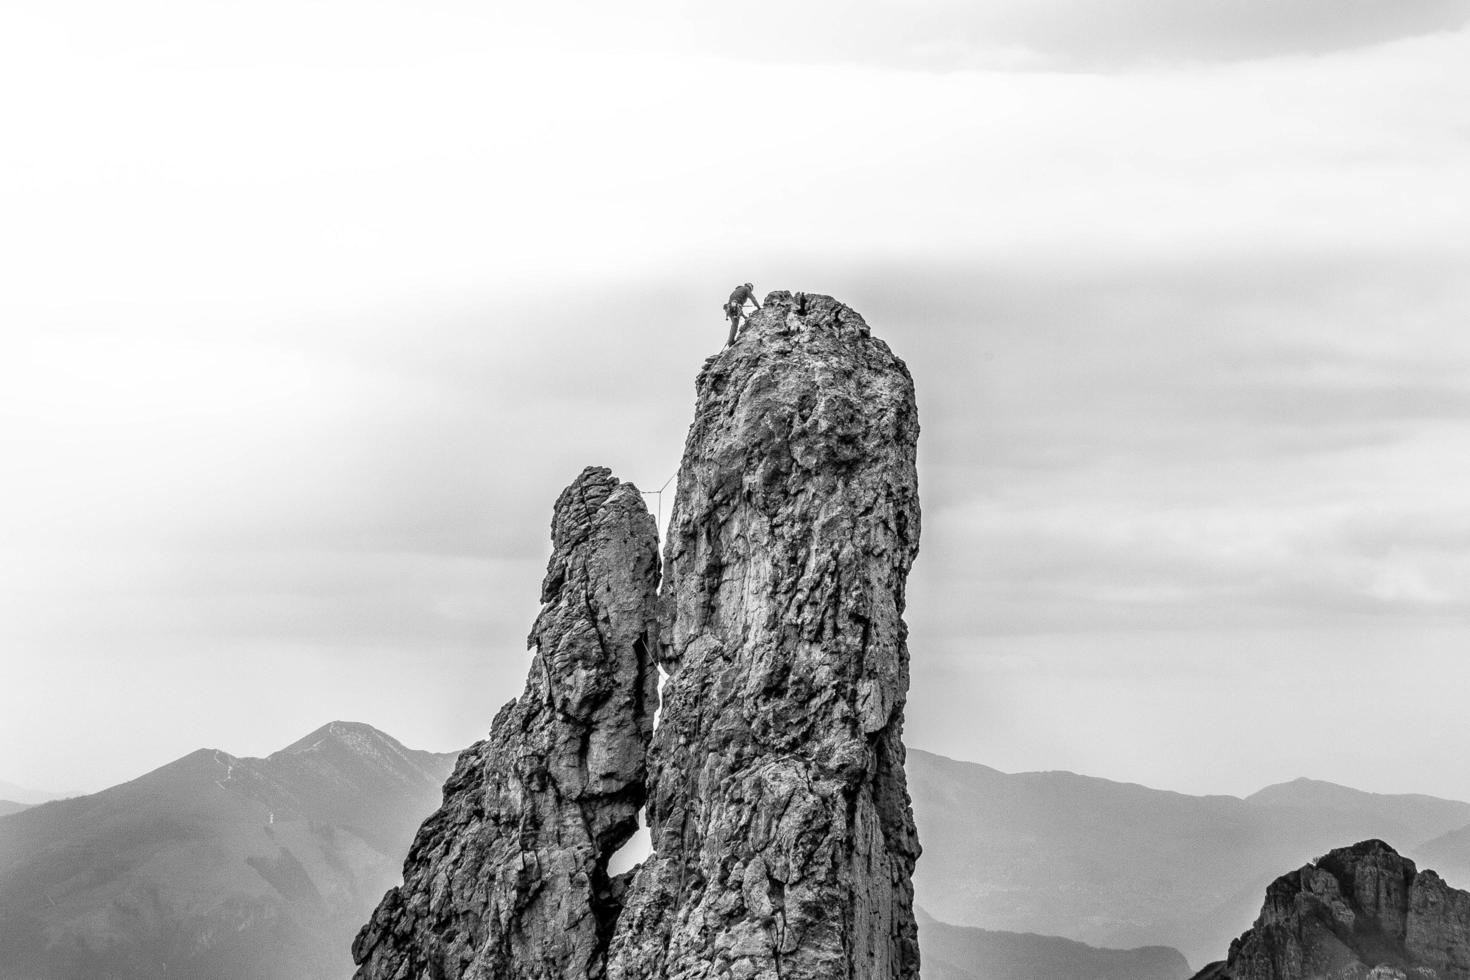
[0,723,454,980]
[8,723,1470,980]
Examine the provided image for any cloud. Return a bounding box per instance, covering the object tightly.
[959,0,1470,68]
[904,626,1470,800]
[3,0,1469,794]
[638,0,1470,70]
[848,240,1470,641]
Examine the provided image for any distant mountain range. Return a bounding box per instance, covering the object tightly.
[907,748,1470,968]
[8,729,1470,980]
[0,781,74,807]
[1413,822,1470,887]
[918,908,1189,980]
[0,802,30,818]
[0,722,456,980]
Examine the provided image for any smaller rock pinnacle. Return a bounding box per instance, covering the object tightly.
[351,465,661,980]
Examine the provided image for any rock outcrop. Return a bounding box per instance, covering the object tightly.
[352,466,661,980]
[608,292,922,980]
[354,292,922,980]
[1193,839,1470,980]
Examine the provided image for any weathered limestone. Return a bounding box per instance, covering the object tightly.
[354,292,923,980]
[607,292,922,980]
[352,466,661,980]
[1193,839,1470,980]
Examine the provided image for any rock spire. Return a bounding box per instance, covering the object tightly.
[608,291,922,980]
[352,466,661,980]
[355,291,922,980]
[1193,839,1470,980]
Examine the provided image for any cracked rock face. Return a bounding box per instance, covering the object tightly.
[607,291,923,980]
[351,466,660,980]
[1193,839,1470,980]
[354,293,923,980]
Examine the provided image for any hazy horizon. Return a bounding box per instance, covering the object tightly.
[4,1,1469,803]
[10,717,1467,807]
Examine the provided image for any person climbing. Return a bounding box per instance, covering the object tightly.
[724,282,760,345]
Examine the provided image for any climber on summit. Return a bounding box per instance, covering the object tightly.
[724,282,760,345]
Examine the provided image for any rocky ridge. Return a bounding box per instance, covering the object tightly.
[353,467,661,980]
[1193,839,1470,980]
[355,292,922,980]
[917,909,1191,980]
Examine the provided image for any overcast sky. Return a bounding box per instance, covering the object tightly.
[3,0,1469,801]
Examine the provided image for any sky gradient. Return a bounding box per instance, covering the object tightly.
[3,0,1469,800]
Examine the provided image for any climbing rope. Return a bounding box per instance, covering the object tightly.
[640,471,677,540]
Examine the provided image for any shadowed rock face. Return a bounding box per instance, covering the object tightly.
[352,466,661,980]
[608,292,922,980]
[1193,839,1470,980]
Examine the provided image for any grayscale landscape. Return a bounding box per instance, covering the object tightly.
[3,2,1469,979]
[12,723,1470,979]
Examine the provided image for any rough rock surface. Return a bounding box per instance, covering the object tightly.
[352,466,660,980]
[607,292,923,980]
[1192,839,1470,980]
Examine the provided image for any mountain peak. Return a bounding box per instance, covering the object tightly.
[1244,776,1470,851]
[0,721,458,980]
[1192,839,1468,980]
[277,721,405,757]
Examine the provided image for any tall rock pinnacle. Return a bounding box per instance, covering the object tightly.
[609,291,923,980]
[352,466,661,980]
